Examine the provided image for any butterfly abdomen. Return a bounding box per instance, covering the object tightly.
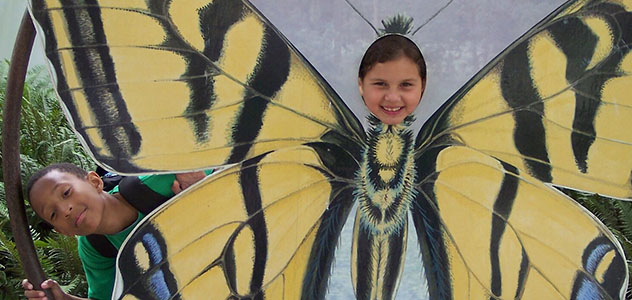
[351,119,417,299]
[356,120,417,234]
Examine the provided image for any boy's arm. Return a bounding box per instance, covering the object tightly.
[112,170,210,215]
[172,171,207,193]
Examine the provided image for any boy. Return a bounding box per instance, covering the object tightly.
[22,163,210,300]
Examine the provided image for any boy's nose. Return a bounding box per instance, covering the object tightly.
[61,204,72,218]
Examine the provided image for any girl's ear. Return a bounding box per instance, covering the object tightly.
[358,77,364,96]
[86,171,104,191]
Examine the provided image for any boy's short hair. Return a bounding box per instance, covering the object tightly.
[26,163,88,199]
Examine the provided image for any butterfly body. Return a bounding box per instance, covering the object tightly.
[347,116,416,299]
[356,116,417,235]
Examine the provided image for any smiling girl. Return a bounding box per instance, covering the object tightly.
[358,34,427,125]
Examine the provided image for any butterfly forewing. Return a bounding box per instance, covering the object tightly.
[417,0,632,200]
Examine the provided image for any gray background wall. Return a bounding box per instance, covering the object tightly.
[1,1,45,67]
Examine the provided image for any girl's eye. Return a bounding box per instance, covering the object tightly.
[401,82,413,87]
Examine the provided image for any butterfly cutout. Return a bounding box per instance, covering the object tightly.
[28,0,631,299]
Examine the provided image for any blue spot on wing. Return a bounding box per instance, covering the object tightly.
[575,278,600,300]
[150,270,171,300]
[584,244,609,274]
[142,233,171,300]
[571,236,625,300]
[143,233,164,264]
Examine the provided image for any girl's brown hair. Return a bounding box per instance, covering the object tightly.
[358,34,426,82]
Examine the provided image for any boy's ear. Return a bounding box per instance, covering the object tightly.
[358,77,364,96]
[86,171,104,191]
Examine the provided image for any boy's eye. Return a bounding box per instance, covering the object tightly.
[63,188,70,197]
[401,82,413,87]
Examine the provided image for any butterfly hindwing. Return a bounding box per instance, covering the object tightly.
[414,146,626,299]
[29,0,364,173]
[114,144,358,299]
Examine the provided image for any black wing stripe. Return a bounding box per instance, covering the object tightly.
[61,1,142,161]
[489,161,520,299]
[31,2,81,138]
[32,2,142,171]
[302,185,356,299]
[569,3,631,175]
[547,11,600,174]
[302,142,359,299]
[239,154,269,296]
[354,225,374,299]
[183,0,246,143]
[413,145,453,300]
[500,42,552,183]
[228,26,291,163]
[549,3,631,175]
[383,230,406,300]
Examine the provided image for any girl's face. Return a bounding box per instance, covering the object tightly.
[359,56,424,125]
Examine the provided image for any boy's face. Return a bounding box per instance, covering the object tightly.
[29,170,105,236]
[359,56,425,125]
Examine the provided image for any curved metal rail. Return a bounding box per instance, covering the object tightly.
[2,10,56,300]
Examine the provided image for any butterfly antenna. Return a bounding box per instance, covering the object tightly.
[411,0,454,35]
[344,0,380,36]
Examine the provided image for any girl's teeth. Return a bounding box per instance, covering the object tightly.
[383,107,400,112]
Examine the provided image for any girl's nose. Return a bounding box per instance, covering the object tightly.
[384,90,400,102]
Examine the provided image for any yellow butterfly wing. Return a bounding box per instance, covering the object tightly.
[417,0,632,199]
[29,0,364,173]
[415,146,626,298]
[113,145,357,299]
[412,0,631,298]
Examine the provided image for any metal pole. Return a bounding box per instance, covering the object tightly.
[2,10,56,300]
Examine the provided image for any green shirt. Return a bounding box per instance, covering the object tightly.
[77,214,145,300]
[77,171,211,300]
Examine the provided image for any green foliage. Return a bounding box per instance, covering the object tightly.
[1,60,93,298]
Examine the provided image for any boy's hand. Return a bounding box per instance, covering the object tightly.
[172,171,206,194]
[22,279,68,300]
